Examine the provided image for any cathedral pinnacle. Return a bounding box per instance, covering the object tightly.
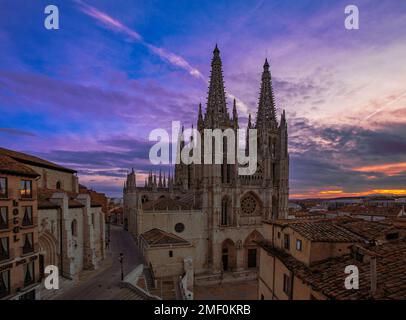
[263,58,269,70]
[256,58,277,129]
[204,44,229,128]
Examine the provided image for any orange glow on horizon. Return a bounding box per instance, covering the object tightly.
[352,162,406,176]
[319,190,344,195]
[290,189,406,199]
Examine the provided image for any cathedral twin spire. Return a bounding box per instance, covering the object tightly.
[201,45,281,131]
[256,58,278,129]
[204,45,230,129]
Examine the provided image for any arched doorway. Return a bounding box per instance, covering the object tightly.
[244,230,265,269]
[221,239,236,272]
[39,231,58,278]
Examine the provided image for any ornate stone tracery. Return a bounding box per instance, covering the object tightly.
[240,193,261,216]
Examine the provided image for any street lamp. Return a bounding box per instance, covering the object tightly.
[119,253,124,281]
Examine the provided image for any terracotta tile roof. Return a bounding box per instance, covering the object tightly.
[37,188,85,209]
[141,228,190,247]
[336,219,398,241]
[142,196,192,211]
[334,205,400,217]
[68,199,85,208]
[290,211,327,220]
[287,220,365,243]
[261,238,406,299]
[38,186,107,211]
[0,147,76,174]
[306,239,406,299]
[79,185,107,210]
[110,207,123,214]
[0,154,40,178]
[38,199,60,210]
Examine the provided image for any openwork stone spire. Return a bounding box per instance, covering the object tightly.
[256,58,277,129]
[204,44,230,128]
[197,103,204,130]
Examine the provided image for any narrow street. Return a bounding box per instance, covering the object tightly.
[54,225,143,300]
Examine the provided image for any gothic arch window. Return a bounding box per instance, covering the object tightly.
[71,219,77,237]
[221,197,231,226]
[56,181,62,190]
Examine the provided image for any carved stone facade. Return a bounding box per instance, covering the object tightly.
[123,46,289,281]
[0,148,106,299]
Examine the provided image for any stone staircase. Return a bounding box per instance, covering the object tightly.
[143,266,155,291]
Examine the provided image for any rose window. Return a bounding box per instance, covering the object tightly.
[241,196,257,215]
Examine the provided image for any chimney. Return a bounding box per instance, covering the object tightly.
[370,256,377,296]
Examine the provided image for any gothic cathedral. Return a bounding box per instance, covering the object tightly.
[123,45,289,281]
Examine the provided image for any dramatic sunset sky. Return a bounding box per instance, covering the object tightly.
[1,0,406,198]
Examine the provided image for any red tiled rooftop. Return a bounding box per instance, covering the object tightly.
[0,154,40,178]
[261,238,406,299]
[288,220,365,243]
[0,147,76,174]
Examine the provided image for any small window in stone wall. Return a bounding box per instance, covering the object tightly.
[56,181,62,190]
[71,219,77,237]
[169,250,173,258]
[175,223,185,233]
